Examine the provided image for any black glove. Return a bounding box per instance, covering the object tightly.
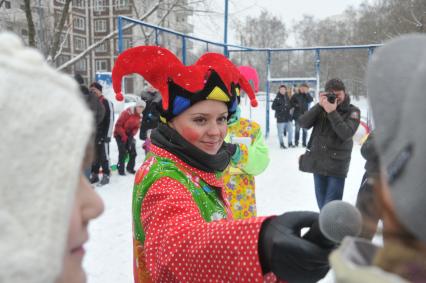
[258,211,332,283]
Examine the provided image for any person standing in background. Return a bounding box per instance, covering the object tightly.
[271,84,294,149]
[114,100,145,176]
[298,78,360,209]
[89,82,114,186]
[291,83,313,147]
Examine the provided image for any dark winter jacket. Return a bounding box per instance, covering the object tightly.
[298,95,360,177]
[80,85,105,126]
[141,91,162,127]
[95,95,114,142]
[290,91,313,120]
[114,107,142,143]
[361,131,379,175]
[271,93,293,122]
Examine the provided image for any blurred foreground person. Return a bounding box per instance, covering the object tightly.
[331,34,426,283]
[113,46,332,283]
[0,32,103,283]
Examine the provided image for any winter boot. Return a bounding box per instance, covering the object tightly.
[89,174,99,184]
[98,174,110,186]
[280,143,287,149]
[289,143,295,148]
[126,168,136,174]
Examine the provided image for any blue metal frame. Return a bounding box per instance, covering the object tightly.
[117,15,382,138]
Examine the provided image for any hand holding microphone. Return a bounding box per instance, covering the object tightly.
[258,201,362,283]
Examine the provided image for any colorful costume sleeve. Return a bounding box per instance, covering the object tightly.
[141,176,267,282]
[241,129,269,176]
[227,126,270,176]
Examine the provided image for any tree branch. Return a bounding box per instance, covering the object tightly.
[48,0,72,63]
[23,0,36,46]
[53,24,72,62]
[57,1,160,70]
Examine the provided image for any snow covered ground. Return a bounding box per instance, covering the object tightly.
[84,96,369,283]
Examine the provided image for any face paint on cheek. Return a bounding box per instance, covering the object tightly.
[181,126,201,143]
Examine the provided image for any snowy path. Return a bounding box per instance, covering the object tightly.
[84,97,367,282]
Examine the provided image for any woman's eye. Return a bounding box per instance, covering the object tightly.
[218,116,227,123]
[193,117,206,124]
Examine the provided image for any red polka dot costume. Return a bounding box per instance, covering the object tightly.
[112,46,282,282]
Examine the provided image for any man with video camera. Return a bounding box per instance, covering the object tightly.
[298,78,360,209]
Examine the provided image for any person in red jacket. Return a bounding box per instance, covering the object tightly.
[114,100,146,175]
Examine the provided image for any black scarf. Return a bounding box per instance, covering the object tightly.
[150,124,232,173]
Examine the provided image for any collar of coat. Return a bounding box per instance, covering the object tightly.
[150,144,224,188]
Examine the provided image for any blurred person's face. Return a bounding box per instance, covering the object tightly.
[169,100,228,155]
[147,85,156,93]
[89,87,101,97]
[279,87,287,95]
[300,86,308,93]
[56,172,104,283]
[331,89,345,105]
[136,106,144,114]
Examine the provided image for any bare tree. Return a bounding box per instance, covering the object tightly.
[23,0,36,47]
[48,0,72,62]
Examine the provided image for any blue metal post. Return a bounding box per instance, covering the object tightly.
[223,0,229,57]
[367,47,375,131]
[182,36,186,65]
[265,50,271,138]
[118,16,123,53]
[206,43,209,52]
[155,29,159,45]
[315,49,321,99]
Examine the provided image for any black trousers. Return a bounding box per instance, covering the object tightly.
[91,140,110,176]
[115,136,137,173]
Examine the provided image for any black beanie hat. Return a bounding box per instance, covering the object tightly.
[90,82,102,92]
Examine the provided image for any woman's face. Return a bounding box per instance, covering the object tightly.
[169,100,228,155]
[56,172,104,283]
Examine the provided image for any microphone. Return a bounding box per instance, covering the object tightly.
[303,201,362,247]
[319,200,362,243]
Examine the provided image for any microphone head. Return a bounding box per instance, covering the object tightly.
[319,200,362,243]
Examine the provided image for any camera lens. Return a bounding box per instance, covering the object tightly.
[326,93,336,103]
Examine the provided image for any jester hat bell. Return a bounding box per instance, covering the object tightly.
[112,46,258,123]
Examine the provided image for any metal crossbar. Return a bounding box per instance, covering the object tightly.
[117,16,381,138]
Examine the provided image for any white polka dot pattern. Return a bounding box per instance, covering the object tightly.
[140,176,280,282]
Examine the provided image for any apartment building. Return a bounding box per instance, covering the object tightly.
[0,0,193,93]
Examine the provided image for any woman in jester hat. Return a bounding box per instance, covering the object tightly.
[112,46,333,283]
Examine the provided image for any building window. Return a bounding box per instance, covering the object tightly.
[75,59,87,71]
[95,60,108,71]
[75,0,85,8]
[94,19,107,32]
[74,36,86,51]
[57,55,70,66]
[95,42,107,52]
[59,33,69,48]
[116,0,128,9]
[4,1,11,9]
[115,38,132,51]
[73,16,85,31]
[56,0,66,4]
[94,0,105,12]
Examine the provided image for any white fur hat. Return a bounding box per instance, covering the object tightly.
[0,33,93,282]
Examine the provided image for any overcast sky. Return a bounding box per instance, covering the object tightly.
[190,0,368,46]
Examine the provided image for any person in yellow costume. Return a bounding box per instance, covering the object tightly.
[223,100,270,219]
